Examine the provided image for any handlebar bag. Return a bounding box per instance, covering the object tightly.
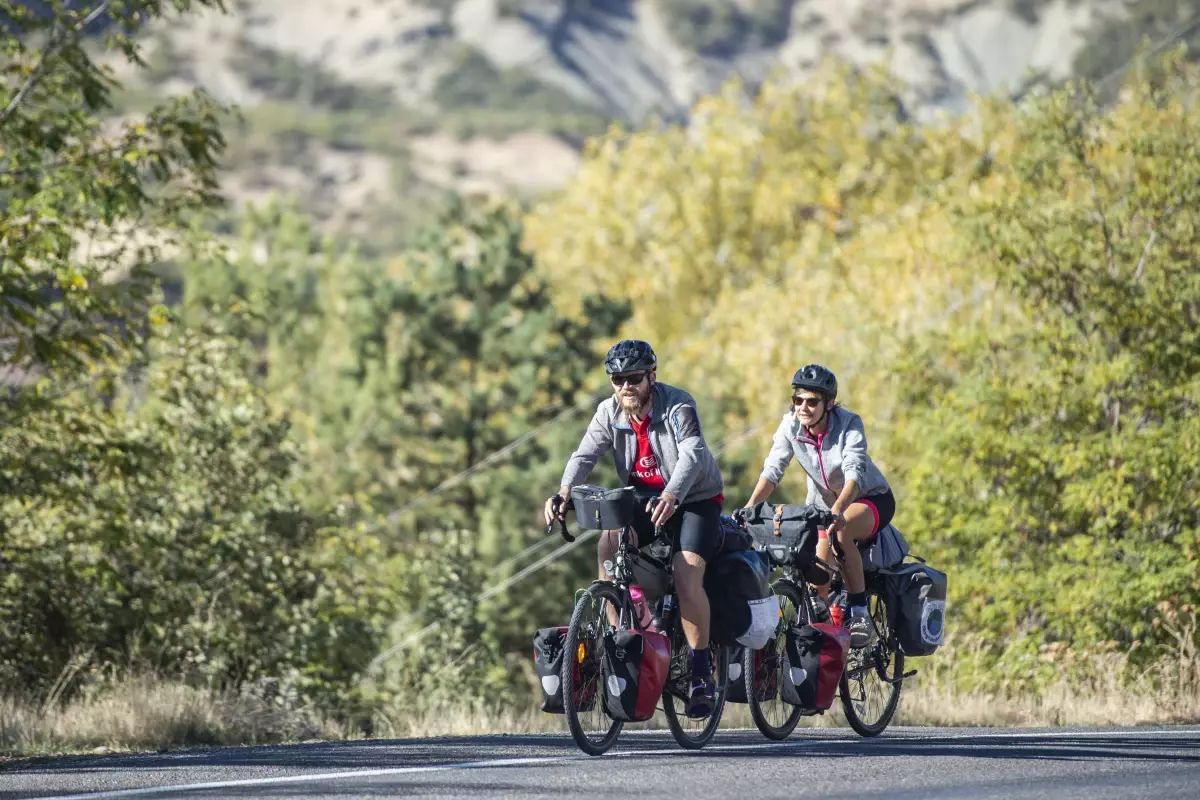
[571,485,636,531]
[736,502,828,585]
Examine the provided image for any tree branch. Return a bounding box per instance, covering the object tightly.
[0,1,112,128]
[1134,181,1187,283]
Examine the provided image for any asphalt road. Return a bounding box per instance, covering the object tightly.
[4,725,1200,799]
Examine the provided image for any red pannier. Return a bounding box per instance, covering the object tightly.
[601,629,671,722]
[780,622,851,712]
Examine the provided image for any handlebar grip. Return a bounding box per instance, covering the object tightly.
[557,517,575,543]
[546,495,575,543]
[646,494,665,535]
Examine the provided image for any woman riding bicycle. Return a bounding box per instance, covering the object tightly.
[742,364,896,650]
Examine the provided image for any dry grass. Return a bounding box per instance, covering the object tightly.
[895,622,1200,727]
[5,632,1198,759]
[0,677,350,758]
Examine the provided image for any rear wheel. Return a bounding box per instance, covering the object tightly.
[562,582,623,755]
[662,633,728,750]
[746,580,807,740]
[839,585,903,737]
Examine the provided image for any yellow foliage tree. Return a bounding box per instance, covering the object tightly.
[524,58,1016,484]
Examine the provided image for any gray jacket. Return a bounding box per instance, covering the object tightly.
[759,406,890,510]
[560,383,725,504]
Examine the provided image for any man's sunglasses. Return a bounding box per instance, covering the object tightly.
[611,372,649,387]
[792,394,824,408]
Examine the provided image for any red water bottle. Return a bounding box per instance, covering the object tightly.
[829,595,844,628]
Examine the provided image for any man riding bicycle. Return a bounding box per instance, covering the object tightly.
[742,364,897,650]
[544,339,726,719]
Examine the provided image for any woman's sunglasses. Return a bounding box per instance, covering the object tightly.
[792,394,824,408]
[611,372,649,387]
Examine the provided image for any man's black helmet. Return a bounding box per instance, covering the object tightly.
[791,364,838,401]
[605,339,657,374]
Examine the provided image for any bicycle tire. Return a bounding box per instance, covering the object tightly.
[661,638,729,750]
[562,581,624,755]
[838,585,903,737]
[746,580,806,740]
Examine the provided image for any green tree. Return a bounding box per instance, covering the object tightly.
[0,320,395,702]
[892,53,1200,688]
[180,196,630,694]
[0,0,228,380]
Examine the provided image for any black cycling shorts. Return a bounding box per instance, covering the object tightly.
[629,494,723,564]
[859,488,896,537]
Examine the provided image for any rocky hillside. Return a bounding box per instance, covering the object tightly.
[106,0,1150,248]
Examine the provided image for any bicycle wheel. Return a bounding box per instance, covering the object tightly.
[839,584,904,737]
[661,634,728,750]
[746,580,807,740]
[562,581,623,755]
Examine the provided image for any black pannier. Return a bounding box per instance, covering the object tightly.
[533,626,598,714]
[727,639,782,705]
[570,485,636,531]
[885,562,948,657]
[704,548,776,650]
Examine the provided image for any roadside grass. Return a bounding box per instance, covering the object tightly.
[4,633,1197,759]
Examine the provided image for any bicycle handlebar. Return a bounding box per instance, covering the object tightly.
[546,492,668,545]
[730,504,836,529]
[546,495,575,543]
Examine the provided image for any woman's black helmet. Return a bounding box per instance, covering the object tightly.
[791,364,838,401]
[605,339,657,374]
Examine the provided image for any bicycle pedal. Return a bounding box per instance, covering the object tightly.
[884,669,918,685]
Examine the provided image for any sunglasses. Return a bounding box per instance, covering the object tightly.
[792,394,824,408]
[611,372,649,387]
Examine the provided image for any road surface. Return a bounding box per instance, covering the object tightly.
[3,726,1200,799]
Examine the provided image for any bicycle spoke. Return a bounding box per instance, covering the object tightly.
[839,587,903,736]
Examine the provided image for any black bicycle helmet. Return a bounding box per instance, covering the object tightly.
[791,364,838,401]
[605,339,657,374]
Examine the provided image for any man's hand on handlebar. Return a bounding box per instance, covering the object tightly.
[543,488,570,527]
[544,490,575,543]
[648,491,677,527]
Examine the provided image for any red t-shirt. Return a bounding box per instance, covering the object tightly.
[629,414,666,492]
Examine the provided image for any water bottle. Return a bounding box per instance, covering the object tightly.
[828,593,846,628]
[654,594,677,634]
[629,585,653,630]
[809,593,832,624]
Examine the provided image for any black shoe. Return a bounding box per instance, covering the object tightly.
[686,674,715,720]
[847,614,877,649]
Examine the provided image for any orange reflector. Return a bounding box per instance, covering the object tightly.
[577,643,586,663]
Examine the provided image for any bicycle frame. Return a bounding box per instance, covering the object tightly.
[772,545,918,688]
[603,524,670,630]
[551,493,672,631]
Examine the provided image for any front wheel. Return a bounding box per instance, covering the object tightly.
[562,582,623,755]
[746,580,807,740]
[662,636,728,750]
[839,586,904,737]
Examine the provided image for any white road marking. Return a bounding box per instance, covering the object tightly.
[31,727,1200,799]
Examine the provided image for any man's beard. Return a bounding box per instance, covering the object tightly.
[618,384,651,414]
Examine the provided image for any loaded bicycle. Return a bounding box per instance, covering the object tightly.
[547,486,730,755]
[734,503,917,739]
